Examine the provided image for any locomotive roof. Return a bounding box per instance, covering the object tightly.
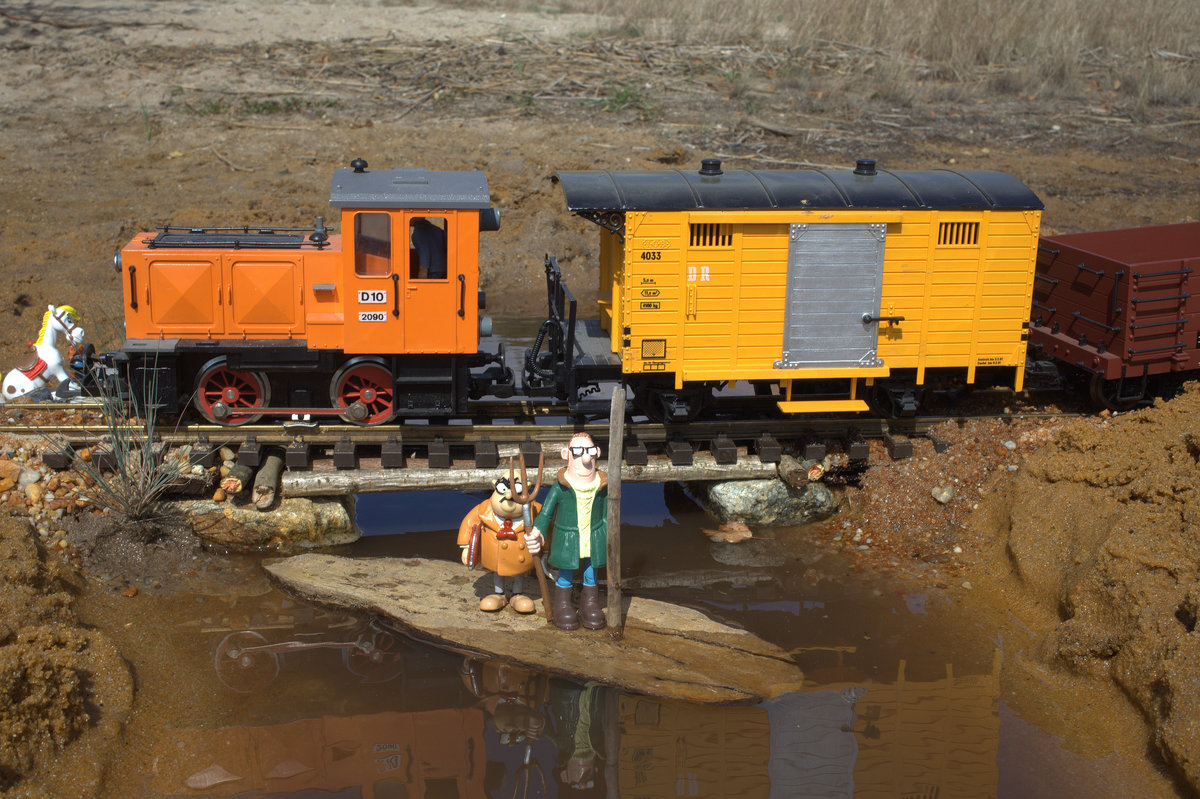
[558,161,1044,212]
[329,164,492,210]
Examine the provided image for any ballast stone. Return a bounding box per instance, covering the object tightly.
[694,478,837,526]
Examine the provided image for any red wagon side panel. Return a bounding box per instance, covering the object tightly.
[1030,222,1200,381]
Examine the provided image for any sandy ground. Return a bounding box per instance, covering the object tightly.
[0,1,1198,796]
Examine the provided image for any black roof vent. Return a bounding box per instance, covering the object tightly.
[854,158,877,176]
[350,158,368,173]
[699,158,723,176]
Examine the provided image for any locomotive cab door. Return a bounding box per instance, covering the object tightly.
[401,213,461,353]
[344,210,406,354]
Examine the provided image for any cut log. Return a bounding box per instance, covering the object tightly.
[252,451,285,511]
[219,463,254,495]
[778,454,825,488]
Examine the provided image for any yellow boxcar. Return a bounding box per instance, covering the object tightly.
[559,159,1043,417]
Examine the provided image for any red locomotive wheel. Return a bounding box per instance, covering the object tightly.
[331,359,396,425]
[194,358,270,426]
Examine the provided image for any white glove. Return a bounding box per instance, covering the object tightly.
[525,530,543,555]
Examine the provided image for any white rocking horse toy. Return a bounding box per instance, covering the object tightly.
[0,304,86,403]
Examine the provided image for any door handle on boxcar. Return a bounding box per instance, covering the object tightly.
[391,274,400,317]
[457,274,466,318]
[862,313,905,326]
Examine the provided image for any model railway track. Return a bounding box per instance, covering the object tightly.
[10,401,1079,476]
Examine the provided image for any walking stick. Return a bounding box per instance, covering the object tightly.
[511,453,551,621]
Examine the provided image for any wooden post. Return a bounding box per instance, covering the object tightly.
[606,385,625,635]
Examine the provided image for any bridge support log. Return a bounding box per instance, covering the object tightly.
[280,455,779,497]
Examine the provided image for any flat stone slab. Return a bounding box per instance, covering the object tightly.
[264,554,805,704]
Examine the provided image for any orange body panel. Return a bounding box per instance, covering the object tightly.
[120,212,480,357]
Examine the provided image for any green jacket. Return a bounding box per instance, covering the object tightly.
[534,468,609,571]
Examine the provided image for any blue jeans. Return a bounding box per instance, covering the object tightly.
[555,559,596,588]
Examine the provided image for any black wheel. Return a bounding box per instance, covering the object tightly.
[214,631,279,693]
[633,383,709,423]
[867,382,926,418]
[1088,373,1146,411]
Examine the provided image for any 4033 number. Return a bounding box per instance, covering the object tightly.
[639,251,662,261]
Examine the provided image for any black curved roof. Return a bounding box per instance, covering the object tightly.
[558,162,1043,212]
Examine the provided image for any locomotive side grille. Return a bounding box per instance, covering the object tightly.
[689,223,732,248]
[938,221,979,247]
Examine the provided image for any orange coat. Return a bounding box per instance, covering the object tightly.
[456,500,541,577]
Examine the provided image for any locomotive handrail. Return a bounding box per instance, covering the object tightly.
[1128,343,1185,355]
[457,274,466,318]
[1130,318,1185,330]
[1133,267,1192,279]
[128,265,138,310]
[1131,293,1190,304]
[1071,311,1119,333]
[391,275,400,318]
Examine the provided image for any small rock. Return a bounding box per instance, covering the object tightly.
[1003,440,1017,451]
[122,586,139,598]
[25,483,43,505]
[961,581,973,590]
[953,545,963,554]
[218,446,236,462]
[931,486,954,504]
[212,487,227,502]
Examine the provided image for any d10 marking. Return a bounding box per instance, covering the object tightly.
[358,289,388,304]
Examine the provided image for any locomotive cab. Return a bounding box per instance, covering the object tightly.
[324,159,497,356]
[112,159,501,425]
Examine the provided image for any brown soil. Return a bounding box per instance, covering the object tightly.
[0,2,1198,797]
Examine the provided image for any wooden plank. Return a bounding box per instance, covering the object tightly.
[264,554,805,704]
[607,386,625,634]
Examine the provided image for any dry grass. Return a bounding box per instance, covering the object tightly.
[516,0,1199,107]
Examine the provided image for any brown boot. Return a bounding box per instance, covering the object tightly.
[579,584,606,630]
[552,584,580,630]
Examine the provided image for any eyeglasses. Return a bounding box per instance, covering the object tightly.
[494,478,523,495]
[568,445,599,457]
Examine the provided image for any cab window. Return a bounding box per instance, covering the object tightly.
[354,212,391,277]
[409,216,447,280]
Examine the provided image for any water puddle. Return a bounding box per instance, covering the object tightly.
[87,484,1174,797]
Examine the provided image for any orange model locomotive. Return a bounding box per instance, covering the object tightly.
[112,158,506,425]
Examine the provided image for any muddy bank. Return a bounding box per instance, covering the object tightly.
[0,514,132,798]
[969,386,1200,794]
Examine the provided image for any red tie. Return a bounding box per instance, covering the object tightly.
[496,519,517,540]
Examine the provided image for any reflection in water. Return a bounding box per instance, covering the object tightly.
[138,485,1147,798]
[150,585,1004,798]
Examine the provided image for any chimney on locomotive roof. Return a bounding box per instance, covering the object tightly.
[854,158,877,176]
[699,158,723,176]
